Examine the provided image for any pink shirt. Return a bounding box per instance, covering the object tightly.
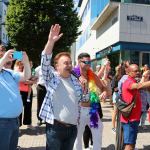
[19,82,29,92]
[120,76,141,123]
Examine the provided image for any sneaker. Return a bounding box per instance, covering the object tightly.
[142,125,148,130]
[112,128,116,133]
[16,146,21,150]
[37,120,42,126]
[89,145,93,150]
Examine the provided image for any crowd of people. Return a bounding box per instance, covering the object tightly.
[0,24,150,150]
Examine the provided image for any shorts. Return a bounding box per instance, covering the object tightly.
[122,121,139,145]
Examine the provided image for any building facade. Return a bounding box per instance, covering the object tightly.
[75,0,150,70]
[0,0,9,46]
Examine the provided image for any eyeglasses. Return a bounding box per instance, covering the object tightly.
[81,61,91,65]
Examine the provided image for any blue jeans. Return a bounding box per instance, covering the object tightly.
[0,118,19,150]
[46,122,77,150]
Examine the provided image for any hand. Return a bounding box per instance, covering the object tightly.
[48,24,63,43]
[99,91,107,100]
[79,76,88,85]
[22,51,29,65]
[2,49,14,63]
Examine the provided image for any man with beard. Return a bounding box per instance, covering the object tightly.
[73,53,107,150]
[39,24,83,150]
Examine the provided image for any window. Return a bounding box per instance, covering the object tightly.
[3,33,5,40]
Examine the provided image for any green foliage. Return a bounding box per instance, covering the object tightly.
[6,0,81,64]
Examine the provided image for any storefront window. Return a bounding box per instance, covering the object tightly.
[130,51,139,65]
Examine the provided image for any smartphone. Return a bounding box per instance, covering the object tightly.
[13,51,23,60]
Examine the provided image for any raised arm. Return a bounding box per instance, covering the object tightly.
[20,52,31,81]
[41,24,63,85]
[43,24,63,55]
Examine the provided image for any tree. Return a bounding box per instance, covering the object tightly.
[6,0,81,65]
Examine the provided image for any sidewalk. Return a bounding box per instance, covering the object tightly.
[18,92,150,150]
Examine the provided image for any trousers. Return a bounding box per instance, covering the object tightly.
[74,106,103,150]
[0,118,19,150]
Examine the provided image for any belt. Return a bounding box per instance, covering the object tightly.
[54,119,75,127]
[80,101,90,107]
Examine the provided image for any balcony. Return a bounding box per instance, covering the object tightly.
[91,2,119,30]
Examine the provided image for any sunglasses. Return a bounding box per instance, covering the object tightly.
[81,61,91,65]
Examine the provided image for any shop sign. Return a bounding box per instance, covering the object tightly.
[96,48,111,59]
[127,15,143,22]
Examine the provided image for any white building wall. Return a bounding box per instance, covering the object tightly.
[77,6,120,60]
[119,3,150,43]
[0,1,9,45]
[95,22,119,51]
[78,0,89,18]
[76,30,96,59]
[94,8,119,52]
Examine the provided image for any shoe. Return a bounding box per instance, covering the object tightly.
[112,128,116,134]
[142,125,148,130]
[89,145,93,150]
[27,125,36,130]
[37,120,42,126]
[16,146,21,150]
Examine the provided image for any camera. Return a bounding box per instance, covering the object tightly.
[13,51,23,60]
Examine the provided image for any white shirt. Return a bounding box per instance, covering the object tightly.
[35,66,45,86]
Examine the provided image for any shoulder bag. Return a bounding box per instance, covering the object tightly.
[116,92,137,118]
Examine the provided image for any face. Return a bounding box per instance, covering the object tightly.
[79,57,91,71]
[0,46,6,58]
[129,65,140,78]
[4,61,13,69]
[143,71,150,80]
[56,56,72,78]
[144,65,149,71]
[15,62,24,71]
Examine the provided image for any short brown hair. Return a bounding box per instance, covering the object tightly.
[0,44,6,51]
[54,52,71,67]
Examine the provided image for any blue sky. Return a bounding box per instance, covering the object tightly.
[73,0,79,8]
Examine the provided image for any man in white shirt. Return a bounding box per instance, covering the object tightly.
[39,24,83,150]
[35,65,46,125]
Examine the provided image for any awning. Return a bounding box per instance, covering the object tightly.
[96,42,150,59]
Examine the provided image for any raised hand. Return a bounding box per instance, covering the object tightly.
[48,24,63,43]
[22,51,30,65]
[44,24,63,55]
[0,49,14,71]
[2,49,14,62]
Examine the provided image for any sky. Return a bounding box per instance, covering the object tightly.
[73,0,79,8]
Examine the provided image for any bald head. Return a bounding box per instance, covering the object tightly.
[128,64,140,78]
[128,64,138,72]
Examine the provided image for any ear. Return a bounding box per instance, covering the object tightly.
[54,63,58,70]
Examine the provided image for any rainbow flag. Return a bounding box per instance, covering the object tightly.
[87,69,100,128]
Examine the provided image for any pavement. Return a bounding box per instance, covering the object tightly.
[18,87,150,150]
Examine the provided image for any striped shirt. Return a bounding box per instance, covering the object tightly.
[39,53,83,124]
